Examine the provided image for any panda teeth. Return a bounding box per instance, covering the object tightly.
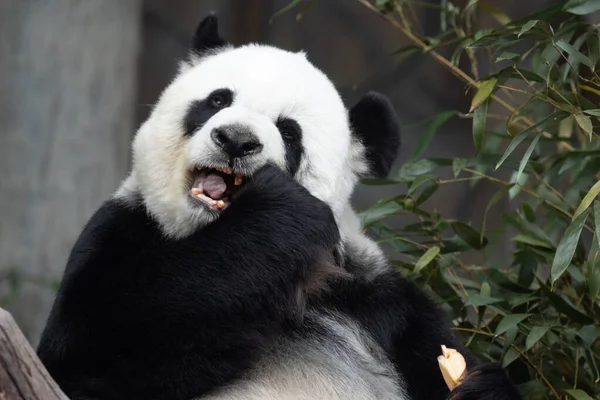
[234,174,243,186]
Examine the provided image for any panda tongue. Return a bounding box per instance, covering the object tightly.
[203,173,227,199]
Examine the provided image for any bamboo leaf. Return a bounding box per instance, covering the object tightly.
[512,234,553,249]
[565,389,594,400]
[587,31,599,70]
[556,39,593,67]
[408,111,458,162]
[472,99,489,152]
[518,20,539,37]
[551,208,591,283]
[408,174,437,196]
[359,201,401,226]
[496,52,520,62]
[496,314,529,336]
[573,180,600,219]
[479,3,511,25]
[595,201,600,248]
[470,79,497,112]
[496,111,568,170]
[514,133,542,184]
[452,158,467,178]
[584,109,600,117]
[482,185,514,243]
[526,326,549,350]
[451,222,488,249]
[464,292,503,306]
[564,0,600,15]
[414,246,440,273]
[575,113,594,138]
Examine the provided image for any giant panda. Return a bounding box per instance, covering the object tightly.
[37,14,522,400]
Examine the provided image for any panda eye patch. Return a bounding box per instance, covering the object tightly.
[183,88,234,136]
[208,89,233,109]
[276,117,301,142]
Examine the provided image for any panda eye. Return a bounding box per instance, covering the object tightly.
[209,95,225,108]
[206,88,233,110]
[276,118,301,142]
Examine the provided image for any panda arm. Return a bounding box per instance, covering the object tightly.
[37,165,339,400]
[325,272,522,400]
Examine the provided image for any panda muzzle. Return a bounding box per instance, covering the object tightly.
[189,167,245,210]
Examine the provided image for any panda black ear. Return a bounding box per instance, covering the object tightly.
[192,13,227,55]
[349,91,401,178]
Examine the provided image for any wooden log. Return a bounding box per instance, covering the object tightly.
[0,307,68,400]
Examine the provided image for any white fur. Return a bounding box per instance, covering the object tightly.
[116,44,367,239]
[200,311,406,400]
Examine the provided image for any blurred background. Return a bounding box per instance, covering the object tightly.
[0,0,568,345]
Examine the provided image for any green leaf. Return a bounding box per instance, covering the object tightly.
[480,281,491,297]
[564,0,600,15]
[451,221,488,249]
[464,292,503,306]
[573,180,600,220]
[496,314,529,336]
[481,185,514,243]
[525,326,549,350]
[512,234,553,249]
[361,178,401,186]
[507,5,563,27]
[551,208,591,283]
[472,99,488,152]
[575,113,594,138]
[501,348,520,367]
[408,174,437,196]
[479,3,511,25]
[452,158,467,177]
[587,241,600,302]
[416,181,439,205]
[514,133,541,184]
[565,389,594,400]
[414,246,440,273]
[392,45,421,60]
[495,52,520,62]
[359,201,401,226]
[408,111,458,162]
[540,283,593,324]
[488,269,533,293]
[518,20,539,37]
[584,109,600,117]
[587,31,599,70]
[271,0,302,20]
[496,111,568,170]
[556,39,593,67]
[470,79,497,112]
[595,201,600,249]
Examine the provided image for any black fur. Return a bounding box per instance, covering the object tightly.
[37,165,339,400]
[276,117,304,175]
[321,264,522,400]
[350,91,401,178]
[192,13,227,55]
[183,88,234,136]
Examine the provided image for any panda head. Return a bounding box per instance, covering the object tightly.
[120,14,401,239]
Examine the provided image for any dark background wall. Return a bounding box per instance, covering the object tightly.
[1,0,559,344]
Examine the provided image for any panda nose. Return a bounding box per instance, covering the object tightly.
[211,125,263,158]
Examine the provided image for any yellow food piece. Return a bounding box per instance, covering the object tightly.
[437,345,467,391]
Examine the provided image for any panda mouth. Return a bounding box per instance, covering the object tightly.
[188,167,246,210]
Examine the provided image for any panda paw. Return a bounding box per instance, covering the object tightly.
[448,364,522,400]
[228,163,339,244]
